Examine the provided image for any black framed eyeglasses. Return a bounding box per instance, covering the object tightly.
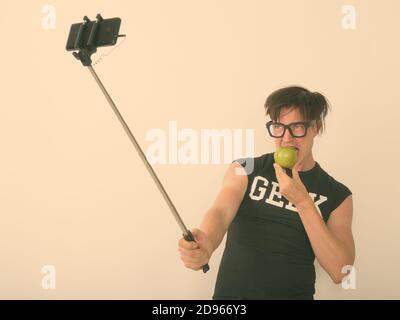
[266,120,316,138]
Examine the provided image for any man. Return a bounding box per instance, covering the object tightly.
[178,86,355,300]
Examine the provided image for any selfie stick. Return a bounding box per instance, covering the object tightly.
[66,14,209,273]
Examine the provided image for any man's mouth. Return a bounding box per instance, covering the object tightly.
[283,146,299,152]
[287,146,300,156]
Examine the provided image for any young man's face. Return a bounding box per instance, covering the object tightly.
[273,106,319,165]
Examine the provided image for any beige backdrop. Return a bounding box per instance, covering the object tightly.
[0,0,399,299]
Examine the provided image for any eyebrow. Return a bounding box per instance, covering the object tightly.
[274,121,307,124]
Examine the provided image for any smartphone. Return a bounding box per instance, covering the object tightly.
[66,17,121,51]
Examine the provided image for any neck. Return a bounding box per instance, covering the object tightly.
[298,152,316,172]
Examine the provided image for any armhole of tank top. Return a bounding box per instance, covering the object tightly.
[232,156,262,177]
[232,155,265,197]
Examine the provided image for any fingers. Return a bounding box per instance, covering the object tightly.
[178,246,209,270]
[179,247,204,258]
[179,249,208,263]
[292,162,301,181]
[191,228,206,245]
[273,162,283,173]
[182,262,203,271]
[273,162,285,181]
[181,259,208,271]
[178,237,198,250]
[178,228,210,271]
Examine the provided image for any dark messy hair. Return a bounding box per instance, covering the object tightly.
[264,86,331,134]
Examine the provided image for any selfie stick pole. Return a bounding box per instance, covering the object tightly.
[68,14,209,273]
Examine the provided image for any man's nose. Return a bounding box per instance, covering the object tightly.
[282,128,294,142]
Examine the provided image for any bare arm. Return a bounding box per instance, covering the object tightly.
[296,195,355,284]
[273,162,355,284]
[200,162,248,253]
[178,162,248,270]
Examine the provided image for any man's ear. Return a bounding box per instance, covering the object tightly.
[314,120,322,136]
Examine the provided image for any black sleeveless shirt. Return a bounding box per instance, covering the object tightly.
[213,152,352,299]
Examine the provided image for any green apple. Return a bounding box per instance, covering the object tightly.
[274,146,298,169]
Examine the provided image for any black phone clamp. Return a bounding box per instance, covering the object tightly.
[69,14,125,66]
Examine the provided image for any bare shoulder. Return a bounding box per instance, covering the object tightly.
[222,161,249,190]
[210,162,249,226]
[327,194,353,227]
[327,195,355,262]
